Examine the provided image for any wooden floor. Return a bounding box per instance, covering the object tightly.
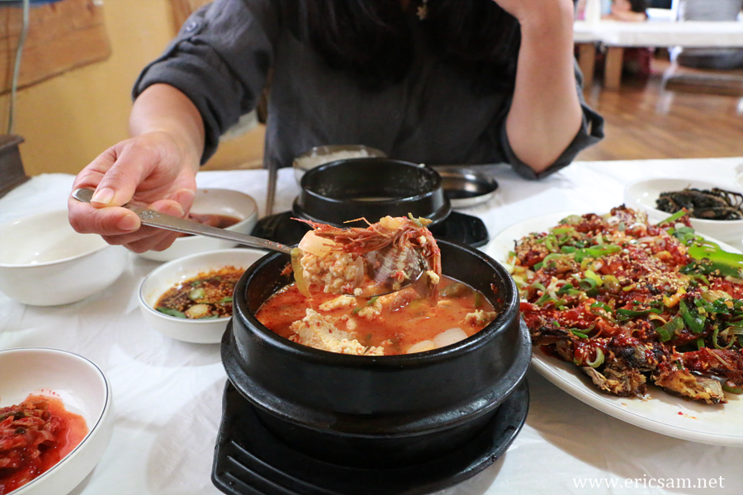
[576,57,743,162]
[204,56,743,170]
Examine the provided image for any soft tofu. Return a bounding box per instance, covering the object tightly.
[464,309,498,326]
[290,309,383,356]
[318,295,357,312]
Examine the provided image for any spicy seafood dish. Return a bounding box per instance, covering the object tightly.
[509,206,743,404]
[0,395,88,494]
[256,215,499,356]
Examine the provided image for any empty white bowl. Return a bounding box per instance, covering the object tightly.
[0,347,114,495]
[624,178,743,243]
[138,248,267,344]
[0,210,127,306]
[137,188,258,262]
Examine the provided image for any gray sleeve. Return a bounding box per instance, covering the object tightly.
[132,0,281,164]
[499,60,604,180]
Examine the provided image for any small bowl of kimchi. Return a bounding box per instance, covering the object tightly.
[0,347,113,495]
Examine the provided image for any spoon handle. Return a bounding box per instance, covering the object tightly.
[72,188,293,255]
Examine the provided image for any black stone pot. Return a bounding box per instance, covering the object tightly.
[293,158,452,228]
[221,239,530,470]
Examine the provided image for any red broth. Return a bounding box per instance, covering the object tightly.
[255,276,497,355]
[0,395,88,494]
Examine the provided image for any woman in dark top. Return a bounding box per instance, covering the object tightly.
[69,0,603,253]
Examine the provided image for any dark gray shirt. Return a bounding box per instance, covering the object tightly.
[134,0,603,179]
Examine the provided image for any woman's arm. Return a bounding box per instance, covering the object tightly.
[496,0,584,174]
[68,84,205,253]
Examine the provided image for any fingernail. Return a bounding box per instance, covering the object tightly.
[91,187,115,205]
[117,215,139,232]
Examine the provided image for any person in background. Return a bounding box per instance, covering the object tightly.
[601,0,653,76]
[68,0,603,254]
[603,0,648,22]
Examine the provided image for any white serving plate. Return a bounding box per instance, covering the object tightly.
[0,347,114,495]
[486,212,743,447]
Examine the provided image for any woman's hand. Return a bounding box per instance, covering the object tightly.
[68,131,199,253]
[68,84,206,253]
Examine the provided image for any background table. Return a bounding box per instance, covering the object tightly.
[574,20,743,89]
[2,157,743,495]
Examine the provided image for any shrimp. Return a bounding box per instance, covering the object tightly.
[295,215,441,299]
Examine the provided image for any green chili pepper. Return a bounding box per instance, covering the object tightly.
[616,308,662,317]
[688,239,743,279]
[590,301,613,314]
[656,316,684,342]
[722,381,743,394]
[569,328,589,339]
[679,300,706,334]
[696,337,706,350]
[219,297,233,304]
[561,246,577,254]
[584,270,604,287]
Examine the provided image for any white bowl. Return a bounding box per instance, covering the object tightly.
[137,188,258,262]
[138,248,267,344]
[0,210,127,306]
[293,144,386,184]
[0,347,114,495]
[624,178,743,243]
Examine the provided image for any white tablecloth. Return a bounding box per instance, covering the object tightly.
[574,20,743,47]
[2,157,743,495]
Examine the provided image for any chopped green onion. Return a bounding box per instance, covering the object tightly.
[585,348,605,368]
[156,307,187,318]
[219,297,233,304]
[658,210,687,225]
[696,337,706,350]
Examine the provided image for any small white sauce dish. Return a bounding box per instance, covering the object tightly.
[0,347,114,495]
[624,178,743,244]
[0,210,127,306]
[138,248,267,344]
[137,188,259,262]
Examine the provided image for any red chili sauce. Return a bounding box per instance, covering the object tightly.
[0,395,88,495]
[255,276,496,355]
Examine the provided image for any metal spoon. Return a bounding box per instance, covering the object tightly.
[72,188,428,297]
[72,187,291,254]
